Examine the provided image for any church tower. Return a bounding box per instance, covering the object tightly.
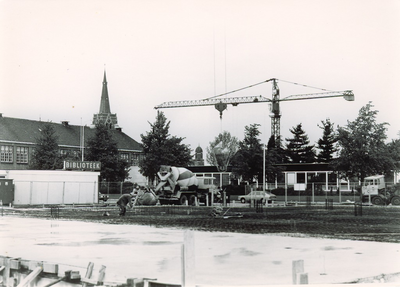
[193,145,205,166]
[92,71,119,129]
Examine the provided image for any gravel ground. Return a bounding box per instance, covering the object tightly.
[4,203,400,243]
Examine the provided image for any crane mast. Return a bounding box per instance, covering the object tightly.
[154,78,354,144]
[270,79,281,143]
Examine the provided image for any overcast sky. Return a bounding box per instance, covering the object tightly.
[1,0,399,160]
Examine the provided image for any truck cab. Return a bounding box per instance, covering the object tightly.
[361,175,400,206]
[362,175,385,196]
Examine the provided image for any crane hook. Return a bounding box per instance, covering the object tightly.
[215,102,227,119]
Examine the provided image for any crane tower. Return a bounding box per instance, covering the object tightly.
[154,78,354,143]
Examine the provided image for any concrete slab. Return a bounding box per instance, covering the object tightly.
[0,216,399,286]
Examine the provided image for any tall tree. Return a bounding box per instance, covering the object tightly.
[317,118,338,162]
[231,124,263,183]
[265,135,285,183]
[140,111,192,183]
[30,123,62,170]
[331,102,393,181]
[387,137,400,176]
[85,123,130,182]
[206,131,239,171]
[285,123,315,163]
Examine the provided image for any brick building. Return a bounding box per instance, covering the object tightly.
[0,71,143,170]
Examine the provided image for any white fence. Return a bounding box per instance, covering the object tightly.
[14,180,98,205]
[2,170,100,206]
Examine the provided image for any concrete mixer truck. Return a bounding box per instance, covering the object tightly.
[155,165,217,205]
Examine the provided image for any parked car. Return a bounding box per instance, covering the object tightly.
[99,193,109,202]
[238,191,276,204]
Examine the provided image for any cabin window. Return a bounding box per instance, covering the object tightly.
[297,173,306,184]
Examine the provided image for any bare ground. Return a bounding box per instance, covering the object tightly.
[4,204,400,243]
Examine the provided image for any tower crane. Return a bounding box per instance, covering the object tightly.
[154,78,354,143]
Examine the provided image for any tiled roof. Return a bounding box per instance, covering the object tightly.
[0,116,142,152]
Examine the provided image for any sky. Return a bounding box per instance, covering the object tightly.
[1,0,399,161]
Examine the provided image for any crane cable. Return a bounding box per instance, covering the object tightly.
[275,79,334,92]
[204,78,274,100]
[204,78,335,101]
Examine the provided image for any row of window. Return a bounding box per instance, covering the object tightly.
[1,146,28,163]
[0,145,142,165]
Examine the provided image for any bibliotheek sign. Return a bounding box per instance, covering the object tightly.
[63,161,101,171]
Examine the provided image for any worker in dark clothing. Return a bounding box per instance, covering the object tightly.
[116,193,134,216]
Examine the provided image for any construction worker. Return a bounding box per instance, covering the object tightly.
[116,191,135,216]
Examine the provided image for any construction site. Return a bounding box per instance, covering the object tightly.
[1,203,400,287]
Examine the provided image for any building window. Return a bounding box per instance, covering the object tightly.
[131,153,140,166]
[0,145,13,163]
[60,149,68,157]
[60,149,81,160]
[16,146,28,164]
[297,173,306,184]
[120,153,129,162]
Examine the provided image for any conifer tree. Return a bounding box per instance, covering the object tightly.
[285,123,315,163]
[85,123,129,182]
[317,118,338,162]
[232,124,263,182]
[30,123,62,170]
[140,111,192,182]
[265,135,285,183]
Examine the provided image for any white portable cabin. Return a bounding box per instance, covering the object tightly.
[0,170,100,205]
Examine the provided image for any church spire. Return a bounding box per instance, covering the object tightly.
[92,70,119,130]
[99,70,111,113]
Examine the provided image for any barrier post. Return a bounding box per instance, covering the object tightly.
[182,231,195,287]
[292,260,304,284]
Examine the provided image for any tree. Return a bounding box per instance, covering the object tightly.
[387,138,400,176]
[30,123,62,170]
[85,123,130,182]
[231,124,263,183]
[285,123,315,163]
[316,118,338,163]
[206,131,238,171]
[387,138,400,177]
[265,135,285,183]
[331,102,394,181]
[140,111,192,183]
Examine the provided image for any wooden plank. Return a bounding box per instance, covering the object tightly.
[28,260,42,270]
[10,258,21,270]
[43,262,59,274]
[80,277,97,285]
[148,281,181,287]
[4,258,11,286]
[81,262,94,287]
[97,265,106,285]
[17,266,43,287]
